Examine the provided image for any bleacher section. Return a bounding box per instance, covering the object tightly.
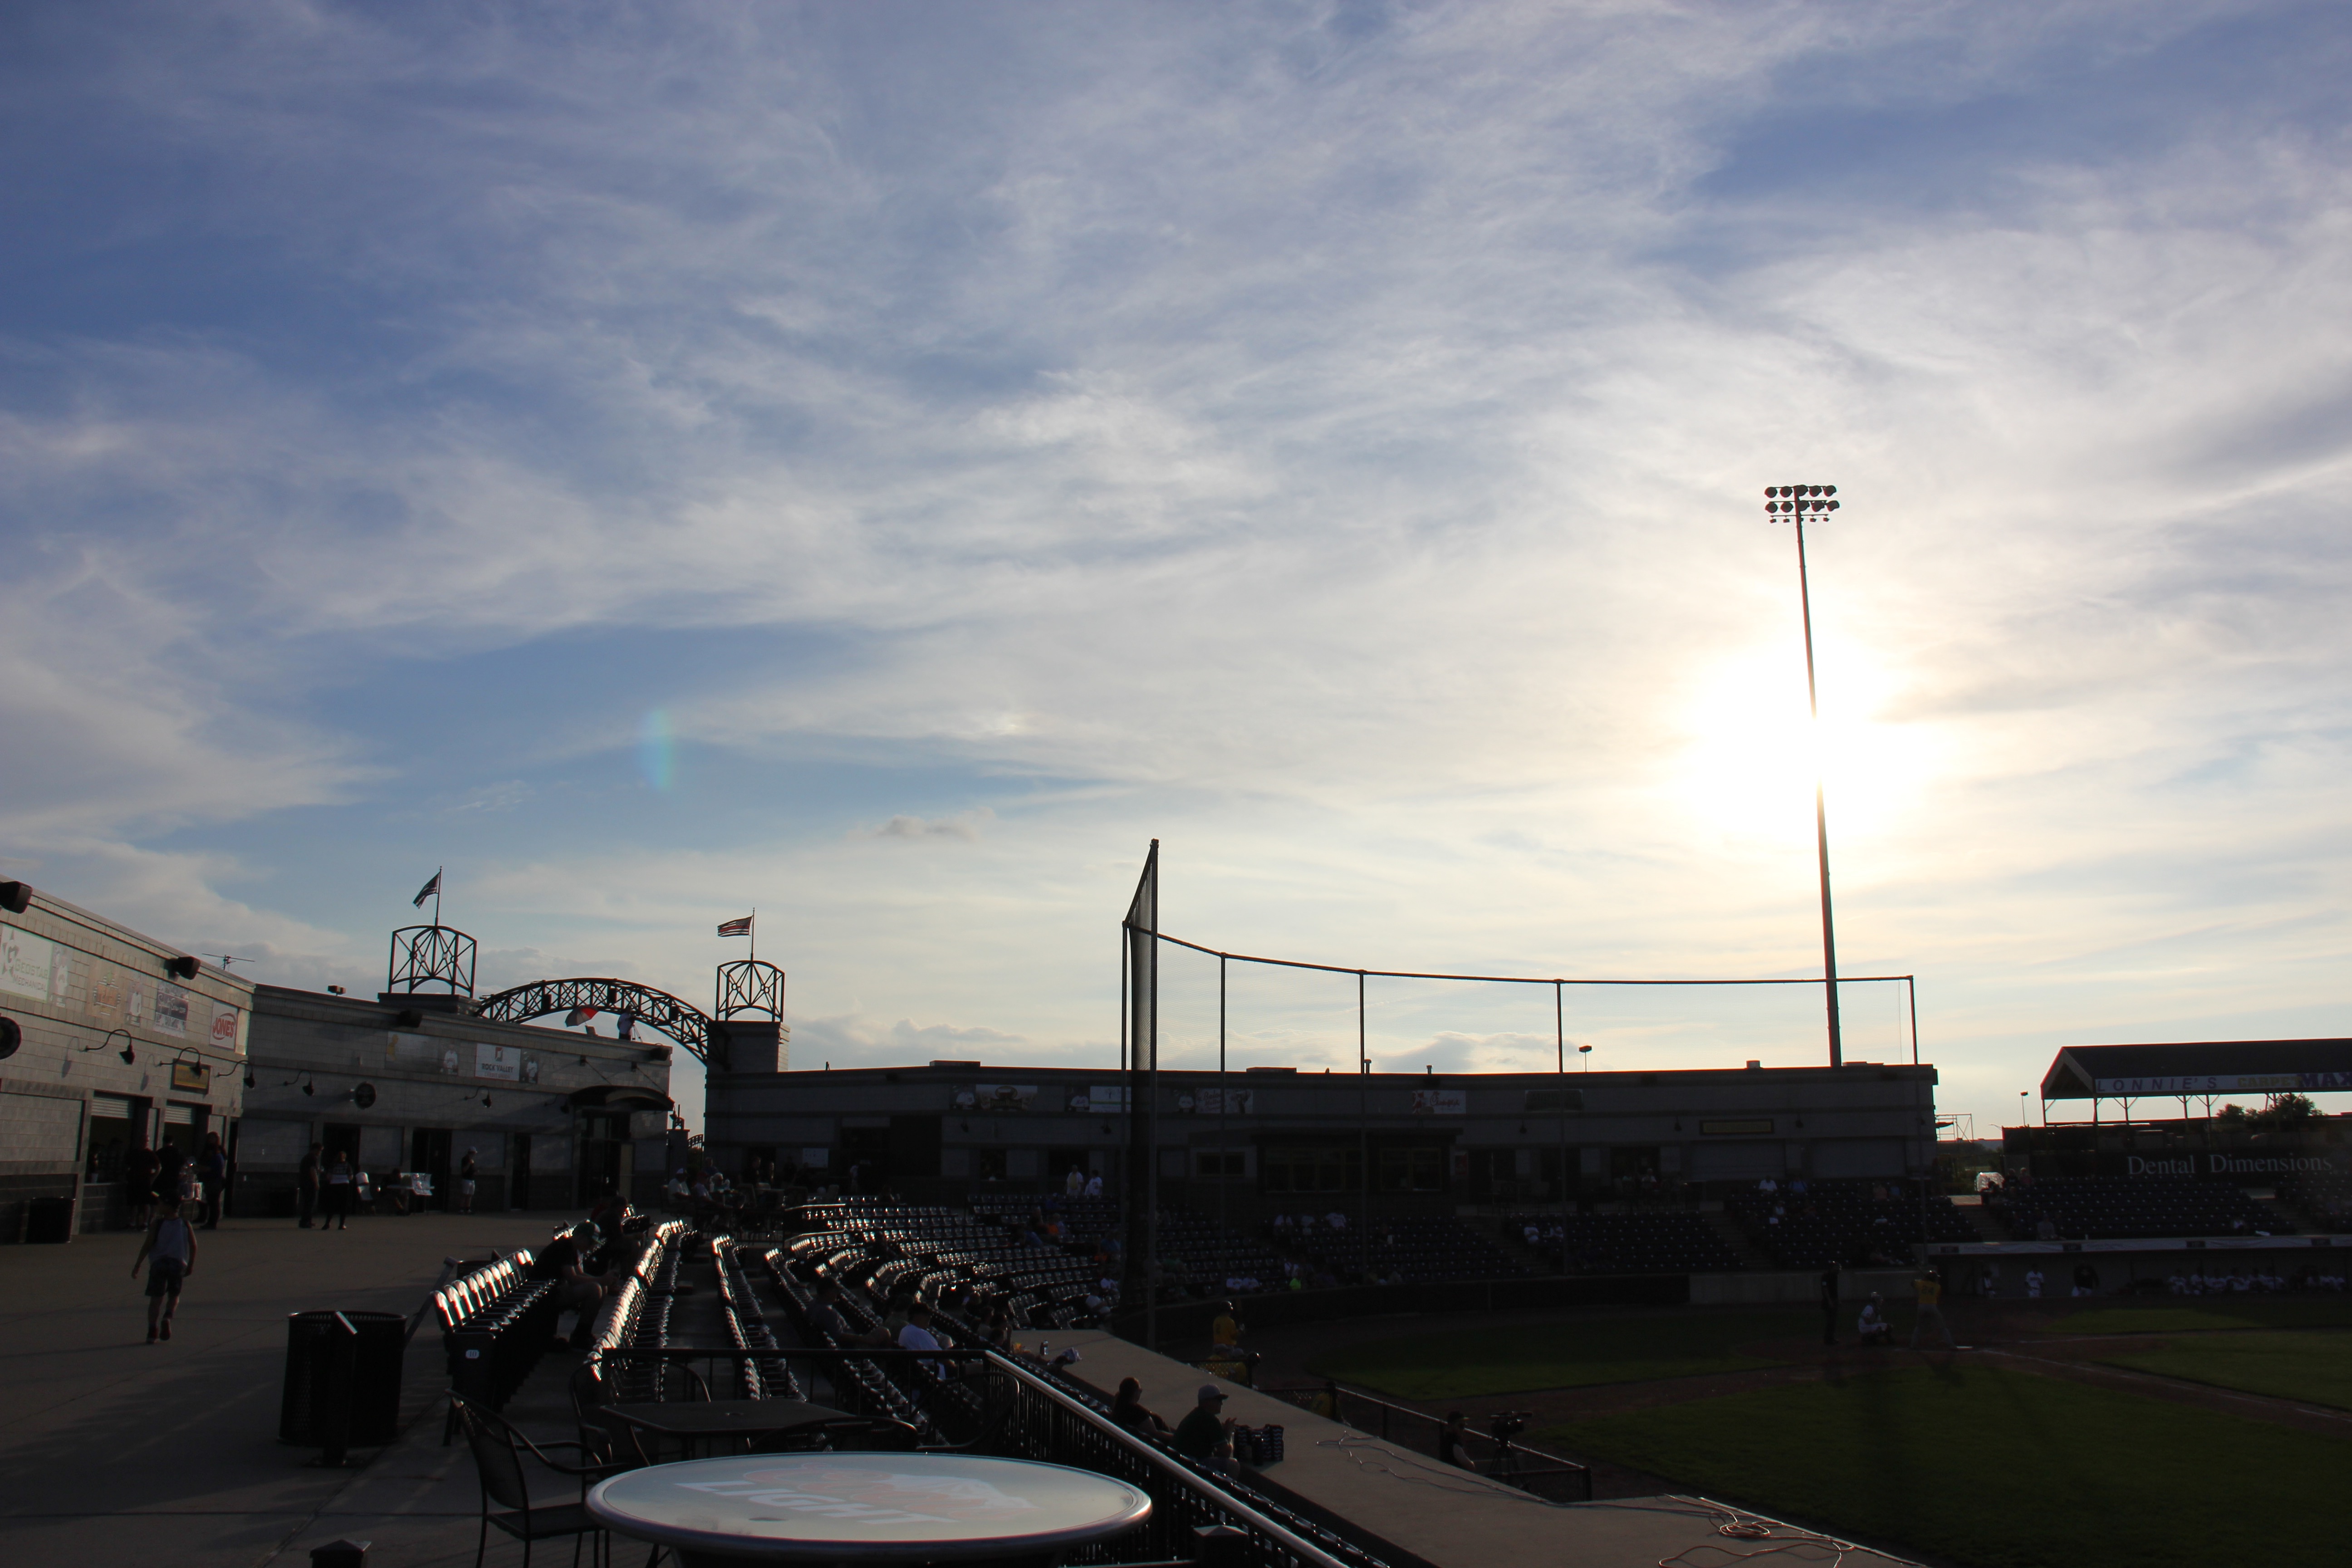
[2280,1172,2352,1231]
[1507,1212,1744,1274]
[1274,1214,1528,1284]
[1989,1176,2296,1241]
[1725,1180,1979,1269]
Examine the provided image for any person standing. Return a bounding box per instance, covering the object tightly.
[297,1142,322,1228]
[457,1148,478,1215]
[197,1131,229,1230]
[1910,1268,1956,1351]
[1818,1264,1839,1346]
[321,1147,356,1231]
[132,1201,199,1343]
[155,1141,188,1224]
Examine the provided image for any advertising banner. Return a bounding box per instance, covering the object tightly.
[475,1042,523,1081]
[1178,1087,1254,1115]
[0,925,54,1002]
[210,1006,240,1049]
[954,1084,1037,1113]
[1411,1088,1466,1115]
[153,982,190,1036]
[171,1059,212,1093]
[1079,1085,1128,1112]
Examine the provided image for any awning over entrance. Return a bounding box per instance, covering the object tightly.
[568,1084,673,1111]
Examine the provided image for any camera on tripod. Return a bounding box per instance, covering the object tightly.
[1488,1411,1529,1441]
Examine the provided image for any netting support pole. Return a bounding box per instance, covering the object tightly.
[1908,977,1919,1067]
[1357,970,1369,1254]
[1556,980,1570,1275]
[1217,955,1228,1245]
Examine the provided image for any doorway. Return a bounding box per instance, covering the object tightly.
[576,1112,627,1205]
[411,1127,453,1211]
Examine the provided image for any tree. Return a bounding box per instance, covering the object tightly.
[2249,1093,2319,1137]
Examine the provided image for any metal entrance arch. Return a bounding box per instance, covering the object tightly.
[469,978,714,1064]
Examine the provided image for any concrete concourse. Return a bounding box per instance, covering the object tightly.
[0,1211,565,1568]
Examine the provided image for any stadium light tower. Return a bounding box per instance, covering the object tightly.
[1765,483,1845,1067]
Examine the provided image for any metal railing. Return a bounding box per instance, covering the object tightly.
[574,1344,1385,1568]
[1260,1380,1591,1503]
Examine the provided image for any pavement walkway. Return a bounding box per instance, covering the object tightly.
[0,1212,571,1568]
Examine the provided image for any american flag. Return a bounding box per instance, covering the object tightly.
[717,915,754,938]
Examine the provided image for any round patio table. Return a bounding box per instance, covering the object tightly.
[586,1452,1151,1566]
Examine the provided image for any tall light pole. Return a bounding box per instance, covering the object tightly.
[1765,483,1844,1067]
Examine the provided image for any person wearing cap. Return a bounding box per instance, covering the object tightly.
[1172,1383,1234,1465]
[457,1148,478,1215]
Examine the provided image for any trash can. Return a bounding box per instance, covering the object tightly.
[280,1310,406,1448]
[25,1195,75,1244]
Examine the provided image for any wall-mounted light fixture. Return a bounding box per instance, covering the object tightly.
[82,1028,137,1066]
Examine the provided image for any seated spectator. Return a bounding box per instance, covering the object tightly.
[897,1303,946,1377]
[529,1224,610,1347]
[806,1283,854,1343]
[1109,1376,1171,1437]
[1438,1411,1474,1470]
[1172,1384,1235,1471]
[1325,1210,1348,1230]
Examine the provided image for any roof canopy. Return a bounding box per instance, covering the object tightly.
[2039,1039,2352,1101]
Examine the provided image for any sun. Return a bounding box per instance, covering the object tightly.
[1668,646,1932,847]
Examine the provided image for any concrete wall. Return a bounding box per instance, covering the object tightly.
[0,887,255,1240]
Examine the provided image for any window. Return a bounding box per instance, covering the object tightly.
[1195,1149,1246,1180]
[1376,1145,1446,1193]
[1262,1145,1359,1194]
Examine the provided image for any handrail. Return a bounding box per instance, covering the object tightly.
[982,1348,1366,1568]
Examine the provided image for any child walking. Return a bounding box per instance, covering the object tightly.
[132,1200,200,1342]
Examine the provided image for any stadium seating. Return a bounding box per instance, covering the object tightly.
[1725,1179,1979,1268]
[1989,1176,2295,1241]
[2278,1172,2352,1232]
[1274,1213,1528,1284]
[1507,1211,1745,1274]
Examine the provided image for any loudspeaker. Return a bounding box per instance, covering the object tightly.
[0,881,29,915]
[0,1016,20,1060]
[164,955,201,980]
[393,1009,424,1029]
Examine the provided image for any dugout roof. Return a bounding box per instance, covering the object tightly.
[2039,1038,2352,1101]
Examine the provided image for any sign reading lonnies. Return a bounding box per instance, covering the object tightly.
[2094,1072,2352,1096]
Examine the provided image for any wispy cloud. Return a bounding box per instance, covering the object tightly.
[3,3,2348,1127]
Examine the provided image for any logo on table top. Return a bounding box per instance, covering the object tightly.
[681,1468,1040,1525]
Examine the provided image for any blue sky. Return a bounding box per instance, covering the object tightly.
[4,1,2349,1133]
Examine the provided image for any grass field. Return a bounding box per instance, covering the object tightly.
[2047,1298,2352,1335]
[2098,1329,2352,1410]
[1538,1364,2350,1568]
[1309,1308,1814,1398]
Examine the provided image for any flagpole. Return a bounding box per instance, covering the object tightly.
[434,867,444,927]
[750,908,756,964]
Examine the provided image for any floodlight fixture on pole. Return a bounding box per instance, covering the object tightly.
[1764,483,1845,1068]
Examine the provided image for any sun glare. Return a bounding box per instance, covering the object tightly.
[1670,648,1931,846]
